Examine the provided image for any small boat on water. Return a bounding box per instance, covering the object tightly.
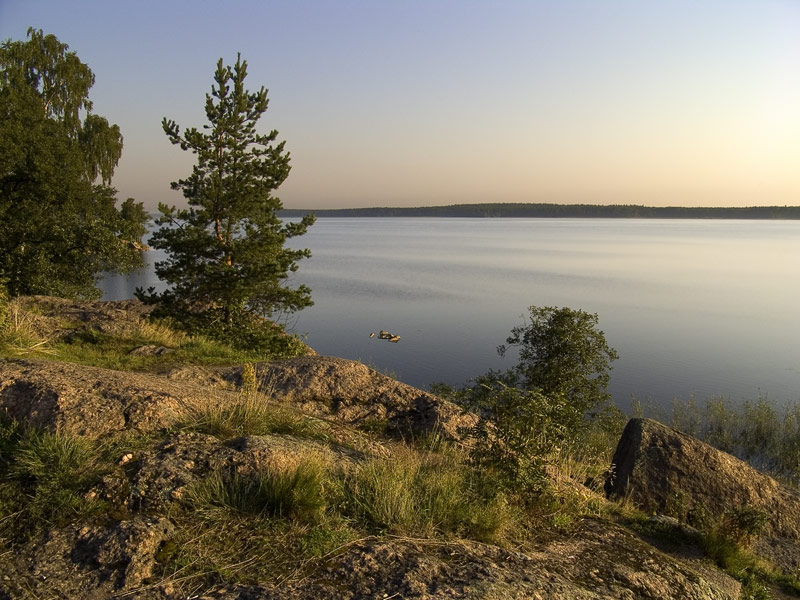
[374,330,400,342]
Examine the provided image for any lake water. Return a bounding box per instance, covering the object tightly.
[101,218,800,411]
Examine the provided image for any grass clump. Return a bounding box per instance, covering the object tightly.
[158,456,348,587]
[0,420,109,544]
[182,394,332,442]
[0,294,54,357]
[187,460,327,522]
[342,445,513,542]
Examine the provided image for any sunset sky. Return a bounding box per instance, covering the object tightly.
[2,0,799,210]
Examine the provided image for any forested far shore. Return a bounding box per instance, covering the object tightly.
[279,203,800,219]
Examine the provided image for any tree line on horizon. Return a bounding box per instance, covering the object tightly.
[280,203,800,219]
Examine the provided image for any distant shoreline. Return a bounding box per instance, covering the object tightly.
[279,203,800,219]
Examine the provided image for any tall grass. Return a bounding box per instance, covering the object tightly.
[0,296,305,369]
[0,296,54,356]
[342,445,513,542]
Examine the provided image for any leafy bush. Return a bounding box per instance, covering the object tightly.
[450,306,618,498]
[467,382,570,496]
[498,305,618,424]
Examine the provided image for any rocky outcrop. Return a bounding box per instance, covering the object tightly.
[0,298,782,599]
[267,519,739,600]
[243,356,478,441]
[0,359,216,438]
[0,356,475,443]
[606,417,800,572]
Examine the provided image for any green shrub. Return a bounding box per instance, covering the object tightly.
[451,306,619,499]
[740,574,772,600]
[467,381,569,497]
[718,506,768,548]
[497,305,618,427]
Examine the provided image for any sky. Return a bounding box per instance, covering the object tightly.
[1,0,799,210]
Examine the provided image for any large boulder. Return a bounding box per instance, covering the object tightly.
[605,418,800,572]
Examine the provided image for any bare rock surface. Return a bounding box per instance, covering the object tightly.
[0,358,215,438]
[1,516,173,599]
[606,417,800,572]
[0,355,475,443]
[282,518,739,600]
[142,518,738,600]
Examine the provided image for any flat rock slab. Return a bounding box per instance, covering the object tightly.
[605,418,800,572]
[0,358,212,438]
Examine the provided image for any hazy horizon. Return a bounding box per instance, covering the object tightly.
[2,0,798,212]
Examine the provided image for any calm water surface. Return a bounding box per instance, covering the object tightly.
[102,218,800,410]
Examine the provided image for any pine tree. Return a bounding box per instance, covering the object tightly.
[146,54,315,350]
